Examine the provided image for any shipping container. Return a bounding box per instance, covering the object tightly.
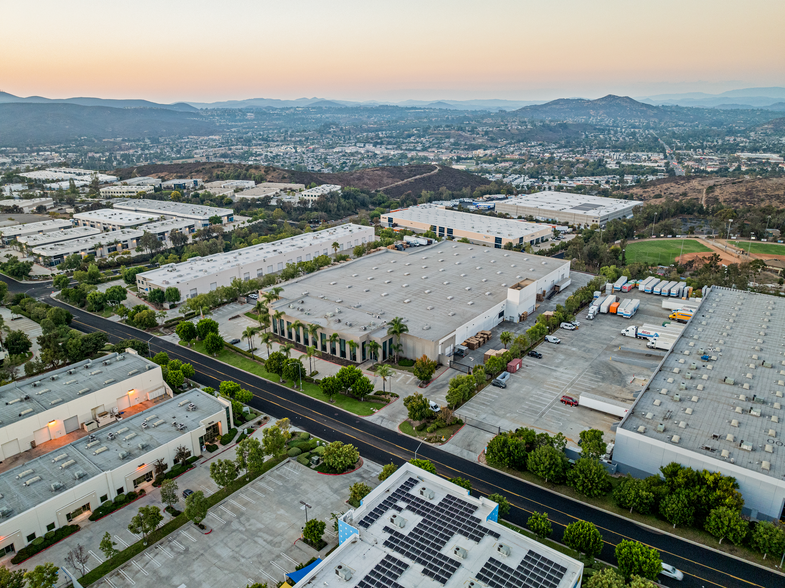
[613,276,628,292]
[507,358,522,373]
[619,299,640,319]
[609,301,620,314]
[599,295,617,314]
[645,278,660,294]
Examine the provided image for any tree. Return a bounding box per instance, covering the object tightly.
[450,477,472,491]
[412,355,437,384]
[487,493,510,518]
[133,309,158,329]
[105,285,128,307]
[140,231,165,256]
[659,489,694,528]
[204,332,225,355]
[527,445,568,484]
[499,331,512,349]
[378,463,398,482]
[86,290,106,312]
[527,511,552,539]
[65,544,90,577]
[261,425,289,456]
[165,287,181,304]
[305,345,317,375]
[327,332,340,355]
[259,332,273,358]
[704,506,748,545]
[98,530,120,561]
[0,567,26,588]
[210,459,239,489]
[86,263,102,284]
[349,482,372,504]
[583,568,626,588]
[615,540,662,581]
[219,380,241,398]
[235,437,262,474]
[626,577,658,588]
[167,369,184,390]
[579,429,607,460]
[567,458,611,498]
[281,342,294,358]
[320,375,341,401]
[750,520,785,560]
[209,215,222,225]
[409,458,437,474]
[4,330,31,356]
[368,340,381,362]
[386,317,409,363]
[613,476,655,515]
[184,490,208,527]
[176,321,197,346]
[196,318,220,339]
[404,392,432,421]
[303,519,326,547]
[563,520,603,560]
[236,388,253,404]
[242,326,257,356]
[160,479,179,510]
[331,241,340,254]
[128,505,163,543]
[24,563,59,588]
[148,288,165,305]
[53,274,70,290]
[323,441,359,473]
[350,375,374,400]
[282,358,304,385]
[376,363,392,393]
[446,374,475,408]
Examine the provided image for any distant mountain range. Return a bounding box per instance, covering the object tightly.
[0,103,215,147]
[0,91,197,112]
[514,95,665,121]
[185,97,541,111]
[637,87,785,109]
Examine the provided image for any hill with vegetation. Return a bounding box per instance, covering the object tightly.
[620,176,785,208]
[515,95,664,121]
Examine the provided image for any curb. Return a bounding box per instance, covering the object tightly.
[316,458,364,476]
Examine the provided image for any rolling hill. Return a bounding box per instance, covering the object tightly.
[515,94,665,121]
[0,103,216,147]
[0,91,196,111]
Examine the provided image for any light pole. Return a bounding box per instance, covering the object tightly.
[651,213,657,238]
[748,233,755,256]
[414,441,423,461]
[300,500,312,524]
[765,215,772,240]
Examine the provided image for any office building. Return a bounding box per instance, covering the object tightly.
[31,229,143,266]
[613,287,785,521]
[0,198,54,213]
[299,184,341,206]
[136,224,375,299]
[300,463,583,588]
[99,185,155,198]
[234,183,306,200]
[16,226,101,251]
[381,205,552,248]
[267,241,570,363]
[0,219,73,245]
[160,179,204,190]
[112,199,233,226]
[495,191,642,227]
[73,209,161,231]
[0,389,231,554]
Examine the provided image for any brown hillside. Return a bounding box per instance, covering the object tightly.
[113,163,490,197]
[620,176,785,207]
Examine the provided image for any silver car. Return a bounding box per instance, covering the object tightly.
[660,563,683,581]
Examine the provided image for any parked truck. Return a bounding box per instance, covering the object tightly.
[618,299,640,319]
[645,278,661,294]
[613,276,628,292]
[669,310,694,323]
[586,305,599,320]
[639,277,655,292]
[670,282,684,297]
[593,291,602,301]
[599,294,617,314]
[647,336,677,351]
[653,280,665,295]
[403,235,430,247]
[621,281,636,293]
[621,325,662,340]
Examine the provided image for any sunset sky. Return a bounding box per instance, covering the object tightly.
[3,0,783,103]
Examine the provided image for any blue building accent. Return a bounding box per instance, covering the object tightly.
[338,518,359,545]
[486,502,499,523]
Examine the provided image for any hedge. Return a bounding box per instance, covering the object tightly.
[11,525,80,564]
[220,428,238,445]
[206,443,218,452]
[88,490,146,521]
[287,447,302,457]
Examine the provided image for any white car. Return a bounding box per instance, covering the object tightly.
[660,563,683,581]
[560,322,576,330]
[570,321,581,327]
[544,335,561,344]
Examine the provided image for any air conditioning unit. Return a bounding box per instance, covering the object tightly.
[335,566,352,581]
[497,544,511,557]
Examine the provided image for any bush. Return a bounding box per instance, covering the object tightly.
[297,454,311,466]
[114,494,127,504]
[11,525,79,564]
[399,359,415,367]
[206,443,218,452]
[312,445,326,456]
[186,456,199,465]
[292,440,318,452]
[44,531,55,540]
[299,432,311,440]
[288,447,302,457]
[220,428,238,445]
[127,491,138,501]
[31,537,44,546]
[236,433,248,444]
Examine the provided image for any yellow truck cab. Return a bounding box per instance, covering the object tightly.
[669,310,693,323]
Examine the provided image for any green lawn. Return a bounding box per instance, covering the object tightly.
[625,239,711,265]
[744,242,785,255]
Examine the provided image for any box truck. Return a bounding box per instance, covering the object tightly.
[621,281,635,293]
[619,299,640,319]
[669,310,694,323]
[653,280,665,295]
[404,235,430,247]
[647,336,677,351]
[613,277,628,292]
[586,305,599,320]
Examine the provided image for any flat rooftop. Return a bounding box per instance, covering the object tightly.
[31,228,143,256]
[269,241,570,341]
[0,389,223,521]
[620,287,785,479]
[138,224,373,286]
[499,191,642,217]
[140,218,198,233]
[0,353,157,429]
[113,199,232,220]
[312,464,581,588]
[384,205,548,239]
[16,226,101,246]
[73,209,160,226]
[0,219,72,238]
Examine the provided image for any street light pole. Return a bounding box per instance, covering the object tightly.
[300,500,312,524]
[651,213,657,238]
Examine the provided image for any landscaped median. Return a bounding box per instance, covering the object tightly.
[79,454,287,586]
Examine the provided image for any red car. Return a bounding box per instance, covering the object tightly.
[560,396,578,407]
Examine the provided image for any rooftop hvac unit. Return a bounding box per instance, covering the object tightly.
[50,482,64,492]
[24,476,41,486]
[138,442,149,450]
[740,443,753,452]
[335,566,352,581]
[60,459,76,469]
[51,453,68,463]
[118,451,130,460]
[16,469,34,480]
[497,544,511,557]
[32,381,39,387]
[50,374,58,381]
[656,423,666,433]
[390,514,406,528]
[762,461,771,471]
[453,546,468,559]
[420,488,435,500]
[73,470,87,480]
[0,507,12,518]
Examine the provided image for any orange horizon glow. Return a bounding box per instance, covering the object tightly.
[2,0,783,103]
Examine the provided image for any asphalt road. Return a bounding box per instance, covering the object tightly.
[6,277,782,588]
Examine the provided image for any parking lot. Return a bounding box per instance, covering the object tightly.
[449,287,678,452]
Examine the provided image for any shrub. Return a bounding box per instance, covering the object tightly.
[206,443,218,452]
[220,428,238,445]
[313,446,325,456]
[11,525,79,563]
[399,358,415,367]
[114,494,127,504]
[299,432,311,440]
[127,491,138,501]
[288,447,302,457]
[31,537,44,546]
[297,455,311,466]
[44,531,55,541]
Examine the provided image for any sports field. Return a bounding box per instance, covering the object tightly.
[625,239,711,265]
[743,242,785,256]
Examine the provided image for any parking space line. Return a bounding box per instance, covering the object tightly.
[248,487,265,497]
[157,545,174,559]
[105,577,118,588]
[131,561,149,576]
[280,553,298,566]
[144,553,162,568]
[89,549,104,563]
[200,485,214,496]
[114,535,129,548]
[180,530,197,542]
[119,569,136,585]
[209,511,226,524]
[270,562,289,576]
[258,569,277,583]
[228,498,247,510]
[171,540,185,550]
[239,493,256,503]
[219,504,238,517]
[128,531,141,541]
[258,482,274,491]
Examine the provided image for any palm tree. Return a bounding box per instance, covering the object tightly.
[281,342,295,358]
[272,310,284,335]
[500,331,512,349]
[264,286,283,307]
[242,327,257,357]
[306,323,321,348]
[328,333,340,356]
[0,316,9,351]
[305,346,318,375]
[376,364,392,394]
[291,320,304,344]
[259,332,273,358]
[331,242,340,255]
[367,340,380,362]
[386,317,409,364]
[347,340,358,362]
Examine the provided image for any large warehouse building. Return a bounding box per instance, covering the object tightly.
[137,224,375,299]
[613,287,785,522]
[30,229,143,266]
[267,241,570,364]
[113,199,233,226]
[381,205,552,248]
[0,219,73,245]
[495,191,642,227]
[301,463,583,588]
[73,209,161,231]
[0,388,231,554]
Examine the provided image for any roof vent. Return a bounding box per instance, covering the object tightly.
[60,459,76,469]
[420,487,435,500]
[24,476,41,486]
[497,544,511,557]
[118,451,130,460]
[51,453,68,463]
[453,546,468,559]
[73,470,87,480]
[762,461,771,471]
[94,446,108,455]
[671,435,680,444]
[390,514,407,528]
[335,566,353,581]
[16,469,34,480]
[50,482,64,492]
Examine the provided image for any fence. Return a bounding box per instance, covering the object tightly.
[449,360,472,374]
[455,413,503,436]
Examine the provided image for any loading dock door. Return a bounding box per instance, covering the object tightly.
[34,427,51,446]
[117,395,131,410]
[1,439,20,459]
[64,416,79,434]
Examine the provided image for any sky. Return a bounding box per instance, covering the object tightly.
[2,0,784,103]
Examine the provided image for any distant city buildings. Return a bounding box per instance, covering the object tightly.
[99,185,155,198]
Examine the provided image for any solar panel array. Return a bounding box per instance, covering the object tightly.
[476,552,567,588]
[358,477,417,529]
[356,555,409,588]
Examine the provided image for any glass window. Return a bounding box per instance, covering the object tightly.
[100,494,108,503]
[117,487,124,496]
[26,533,36,543]
[46,523,55,532]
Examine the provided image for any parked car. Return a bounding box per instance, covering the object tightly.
[545,335,560,344]
[454,344,468,358]
[570,321,580,327]
[560,396,578,407]
[527,350,542,359]
[229,338,241,345]
[560,322,576,330]
[182,489,194,499]
[428,400,440,413]
[248,293,258,300]
[492,372,511,388]
[660,564,683,581]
